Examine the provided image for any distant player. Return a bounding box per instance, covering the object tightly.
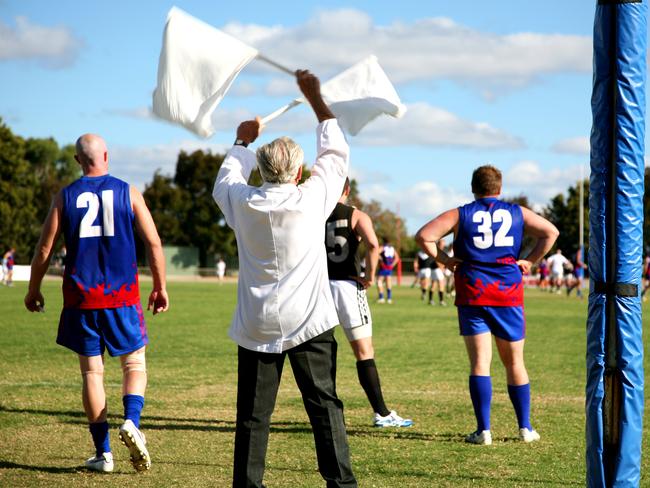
[566,247,586,298]
[547,249,569,294]
[413,250,433,301]
[2,248,15,286]
[377,237,400,303]
[216,257,226,283]
[24,134,169,473]
[430,260,447,306]
[326,178,412,427]
[416,165,558,445]
[537,258,550,290]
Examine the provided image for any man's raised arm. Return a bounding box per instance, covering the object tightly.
[297,70,335,123]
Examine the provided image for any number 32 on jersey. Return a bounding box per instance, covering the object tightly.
[472,209,513,249]
[77,190,115,238]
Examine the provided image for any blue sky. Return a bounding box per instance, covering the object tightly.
[0,1,621,232]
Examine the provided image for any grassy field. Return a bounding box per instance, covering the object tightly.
[0,280,648,487]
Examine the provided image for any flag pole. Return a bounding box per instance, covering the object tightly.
[256,54,295,76]
[260,99,304,125]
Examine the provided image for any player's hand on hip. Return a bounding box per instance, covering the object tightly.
[351,276,372,289]
[24,290,45,313]
[148,288,169,315]
[517,259,533,275]
[445,257,462,272]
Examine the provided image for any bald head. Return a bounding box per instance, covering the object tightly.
[75,134,108,175]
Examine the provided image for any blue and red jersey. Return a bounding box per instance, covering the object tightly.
[380,245,397,271]
[453,198,524,307]
[61,175,140,309]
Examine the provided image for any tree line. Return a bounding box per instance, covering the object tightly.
[1,117,648,267]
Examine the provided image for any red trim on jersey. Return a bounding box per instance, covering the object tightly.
[63,274,141,309]
[454,274,523,307]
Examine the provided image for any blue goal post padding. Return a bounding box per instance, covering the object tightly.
[588,1,646,487]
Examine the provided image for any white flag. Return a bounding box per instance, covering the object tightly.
[152,7,258,137]
[321,55,406,135]
[261,56,406,136]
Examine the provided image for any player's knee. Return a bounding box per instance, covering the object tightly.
[121,348,147,375]
[81,369,104,378]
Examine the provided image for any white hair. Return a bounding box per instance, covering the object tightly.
[256,137,304,184]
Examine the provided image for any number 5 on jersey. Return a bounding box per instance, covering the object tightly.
[77,190,115,238]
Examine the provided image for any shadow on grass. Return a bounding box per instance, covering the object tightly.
[0,460,82,474]
[347,428,464,442]
[0,403,317,434]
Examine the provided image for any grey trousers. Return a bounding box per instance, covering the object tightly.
[232,328,357,488]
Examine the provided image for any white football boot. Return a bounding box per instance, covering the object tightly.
[519,427,541,443]
[119,420,151,472]
[85,451,114,472]
[465,430,493,445]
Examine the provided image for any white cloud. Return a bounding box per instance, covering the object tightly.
[360,179,471,233]
[504,160,586,206]
[205,101,522,148]
[551,136,590,155]
[109,140,229,190]
[357,102,524,148]
[225,9,591,95]
[0,16,81,68]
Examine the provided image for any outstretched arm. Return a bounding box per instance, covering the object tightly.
[518,206,559,275]
[25,193,63,312]
[131,186,169,315]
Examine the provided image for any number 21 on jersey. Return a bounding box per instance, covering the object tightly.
[472,209,513,249]
[77,190,115,238]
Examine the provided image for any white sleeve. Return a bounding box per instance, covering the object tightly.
[212,145,257,228]
[299,119,349,218]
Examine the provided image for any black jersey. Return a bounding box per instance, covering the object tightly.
[416,251,435,269]
[325,202,361,280]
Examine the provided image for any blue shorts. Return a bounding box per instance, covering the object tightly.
[377,268,393,277]
[57,303,148,357]
[457,305,526,342]
[575,268,584,279]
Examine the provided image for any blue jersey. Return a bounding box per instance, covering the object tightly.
[61,175,140,309]
[453,198,524,306]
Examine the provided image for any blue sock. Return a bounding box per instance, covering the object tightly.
[123,394,145,428]
[89,421,110,456]
[387,289,392,300]
[469,375,492,431]
[508,383,532,429]
[379,292,384,300]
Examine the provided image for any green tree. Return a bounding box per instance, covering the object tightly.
[0,119,38,263]
[143,150,236,267]
[25,137,79,224]
[544,179,589,259]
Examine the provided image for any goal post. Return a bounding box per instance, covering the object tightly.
[587,1,646,486]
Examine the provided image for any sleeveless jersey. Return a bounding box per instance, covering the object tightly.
[380,244,397,271]
[416,250,435,269]
[61,175,140,309]
[453,198,524,306]
[326,202,360,280]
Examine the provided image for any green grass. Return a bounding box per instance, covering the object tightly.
[0,280,648,487]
